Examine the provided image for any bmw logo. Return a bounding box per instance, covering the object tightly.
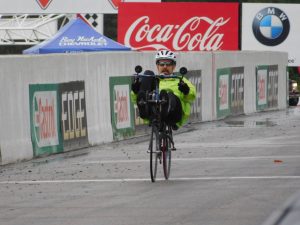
[252,7,290,46]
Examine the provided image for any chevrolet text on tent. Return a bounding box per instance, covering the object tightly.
[59,36,108,46]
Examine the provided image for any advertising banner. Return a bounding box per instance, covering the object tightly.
[256,65,279,110]
[109,76,135,140]
[59,81,88,150]
[256,66,268,110]
[217,69,230,118]
[217,67,245,118]
[231,67,244,115]
[0,0,160,13]
[185,70,202,122]
[118,2,239,51]
[242,3,300,66]
[268,65,279,108]
[29,84,63,156]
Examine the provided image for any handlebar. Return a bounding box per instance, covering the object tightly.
[133,73,183,80]
[134,65,188,79]
[133,65,188,102]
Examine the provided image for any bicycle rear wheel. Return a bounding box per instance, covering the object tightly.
[162,129,171,179]
[149,126,159,182]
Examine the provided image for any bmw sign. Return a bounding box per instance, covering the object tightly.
[252,7,290,46]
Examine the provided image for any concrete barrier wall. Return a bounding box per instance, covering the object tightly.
[213,51,287,116]
[0,51,288,165]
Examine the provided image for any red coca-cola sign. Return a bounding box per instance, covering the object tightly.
[36,0,53,9]
[118,2,239,51]
[109,0,123,9]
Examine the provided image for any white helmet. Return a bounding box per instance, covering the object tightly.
[155,50,176,65]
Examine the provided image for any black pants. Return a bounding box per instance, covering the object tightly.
[136,75,182,125]
[162,91,182,125]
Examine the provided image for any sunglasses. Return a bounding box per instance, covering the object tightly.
[157,61,174,66]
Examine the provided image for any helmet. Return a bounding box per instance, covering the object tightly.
[155,50,176,65]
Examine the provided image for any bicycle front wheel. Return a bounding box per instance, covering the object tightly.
[149,126,159,182]
[162,133,171,180]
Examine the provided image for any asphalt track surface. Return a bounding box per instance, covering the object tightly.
[1,107,300,225]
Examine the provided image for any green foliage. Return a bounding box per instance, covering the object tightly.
[289,67,300,83]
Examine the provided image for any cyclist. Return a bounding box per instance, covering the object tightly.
[131,50,196,130]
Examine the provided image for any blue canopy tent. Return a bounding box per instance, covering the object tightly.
[23,18,131,54]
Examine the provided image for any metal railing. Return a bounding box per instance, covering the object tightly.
[0,14,73,45]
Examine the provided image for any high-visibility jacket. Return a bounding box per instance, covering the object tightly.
[131,76,196,127]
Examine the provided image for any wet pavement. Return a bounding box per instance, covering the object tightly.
[1,107,300,225]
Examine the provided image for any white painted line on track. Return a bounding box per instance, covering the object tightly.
[175,142,300,148]
[1,176,300,184]
[173,155,300,161]
[76,155,300,164]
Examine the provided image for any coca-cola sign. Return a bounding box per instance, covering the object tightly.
[118,2,239,51]
[109,0,123,9]
[36,0,53,10]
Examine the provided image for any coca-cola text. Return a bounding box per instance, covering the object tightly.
[124,16,230,51]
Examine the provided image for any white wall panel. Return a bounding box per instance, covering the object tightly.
[0,50,288,164]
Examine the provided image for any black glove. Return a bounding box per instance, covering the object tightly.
[178,81,190,95]
[131,79,140,94]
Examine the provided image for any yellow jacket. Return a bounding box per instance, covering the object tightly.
[131,76,196,127]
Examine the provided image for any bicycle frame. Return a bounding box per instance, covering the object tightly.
[133,71,182,182]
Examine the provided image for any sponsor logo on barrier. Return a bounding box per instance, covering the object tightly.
[257,69,268,105]
[256,65,278,109]
[109,77,134,140]
[230,67,245,115]
[114,85,131,129]
[61,90,87,140]
[33,91,58,147]
[36,0,53,10]
[219,75,229,110]
[258,77,266,100]
[216,67,244,118]
[252,7,290,46]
